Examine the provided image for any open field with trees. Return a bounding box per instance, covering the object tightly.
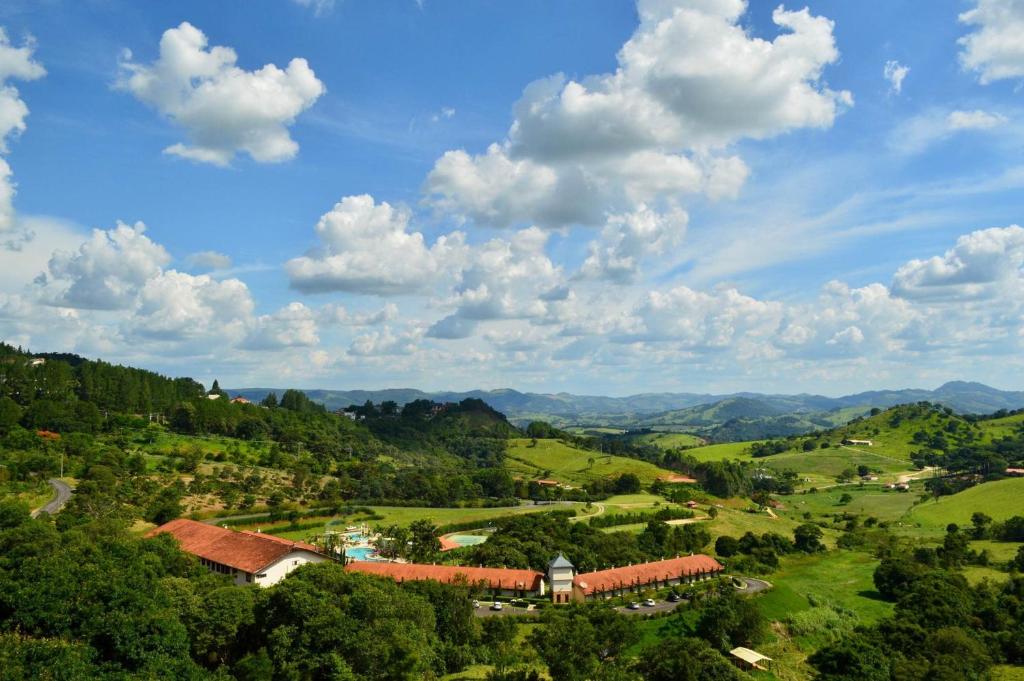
[505,437,677,486]
[906,477,1024,528]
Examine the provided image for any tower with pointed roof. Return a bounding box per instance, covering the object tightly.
[547,553,575,604]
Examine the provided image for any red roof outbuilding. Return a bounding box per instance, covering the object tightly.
[147,518,323,574]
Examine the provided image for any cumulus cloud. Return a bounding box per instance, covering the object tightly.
[425,0,850,229]
[186,250,232,271]
[130,270,253,343]
[0,27,45,232]
[578,205,688,284]
[318,301,398,326]
[118,22,325,165]
[241,302,319,350]
[959,0,1024,84]
[349,325,423,356]
[892,225,1024,301]
[285,194,466,295]
[884,60,910,94]
[39,221,171,310]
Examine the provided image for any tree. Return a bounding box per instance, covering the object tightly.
[839,493,853,505]
[715,535,740,558]
[260,392,278,408]
[970,512,992,540]
[793,523,824,553]
[408,519,441,563]
[695,587,768,651]
[638,637,747,681]
[170,403,197,434]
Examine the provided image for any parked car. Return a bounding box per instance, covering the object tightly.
[472,600,480,608]
[642,598,656,607]
[490,602,503,611]
[627,602,641,610]
[667,593,681,602]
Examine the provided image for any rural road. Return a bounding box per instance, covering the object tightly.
[569,503,605,522]
[31,479,72,518]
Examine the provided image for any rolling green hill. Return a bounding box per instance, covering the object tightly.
[906,478,1024,529]
[504,438,678,486]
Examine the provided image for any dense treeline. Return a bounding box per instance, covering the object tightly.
[465,511,710,573]
[810,542,1024,680]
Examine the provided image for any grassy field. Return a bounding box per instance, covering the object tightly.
[905,478,1024,529]
[979,413,1024,440]
[756,550,893,624]
[992,665,1024,681]
[682,441,757,462]
[778,486,919,524]
[505,438,677,486]
[762,447,916,482]
[244,504,562,541]
[971,539,1023,562]
[628,432,705,449]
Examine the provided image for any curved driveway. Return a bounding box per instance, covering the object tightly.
[31,479,73,518]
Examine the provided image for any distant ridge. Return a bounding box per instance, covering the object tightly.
[228,381,1024,427]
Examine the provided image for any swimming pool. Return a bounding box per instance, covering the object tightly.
[346,546,379,561]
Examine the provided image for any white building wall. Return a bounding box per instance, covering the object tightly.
[253,550,332,587]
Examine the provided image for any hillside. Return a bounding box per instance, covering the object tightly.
[231,381,1024,437]
[504,438,678,487]
[906,478,1024,529]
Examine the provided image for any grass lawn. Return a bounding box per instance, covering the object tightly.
[778,486,919,524]
[905,478,1024,530]
[756,550,893,625]
[971,539,1023,562]
[245,504,561,540]
[979,413,1024,440]
[992,665,1024,681]
[962,565,1011,585]
[629,432,705,449]
[762,447,915,482]
[682,441,757,462]
[506,438,676,486]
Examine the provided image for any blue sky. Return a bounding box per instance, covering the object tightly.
[0,0,1022,396]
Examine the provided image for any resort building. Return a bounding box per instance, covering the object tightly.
[148,518,332,586]
[572,554,724,601]
[345,561,545,598]
[842,439,873,446]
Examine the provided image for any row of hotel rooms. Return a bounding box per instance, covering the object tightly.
[149,519,725,602]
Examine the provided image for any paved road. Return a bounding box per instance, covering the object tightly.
[31,479,72,518]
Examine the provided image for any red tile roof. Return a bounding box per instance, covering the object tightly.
[147,518,323,574]
[345,561,544,592]
[573,555,723,596]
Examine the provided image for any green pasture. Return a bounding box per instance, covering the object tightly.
[682,441,757,462]
[905,478,1024,529]
[506,438,676,486]
[756,550,893,625]
[628,431,705,449]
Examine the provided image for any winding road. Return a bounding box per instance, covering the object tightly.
[31,479,73,518]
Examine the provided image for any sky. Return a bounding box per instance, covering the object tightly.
[0,0,1022,396]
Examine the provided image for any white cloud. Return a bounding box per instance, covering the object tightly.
[39,221,171,310]
[292,0,336,16]
[892,225,1024,301]
[349,325,423,356]
[946,109,1007,130]
[959,0,1024,84]
[285,194,466,295]
[883,60,910,94]
[890,108,1010,153]
[0,27,45,233]
[431,107,456,123]
[425,0,850,230]
[318,301,398,326]
[242,302,319,350]
[186,250,232,271]
[578,205,687,284]
[130,270,253,343]
[118,22,325,165]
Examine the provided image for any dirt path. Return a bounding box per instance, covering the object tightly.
[570,503,605,522]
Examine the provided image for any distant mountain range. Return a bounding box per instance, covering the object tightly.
[229,381,1024,433]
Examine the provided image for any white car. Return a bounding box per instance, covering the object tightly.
[472,600,480,608]
[490,601,503,611]
[642,599,656,607]
[627,602,641,610]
